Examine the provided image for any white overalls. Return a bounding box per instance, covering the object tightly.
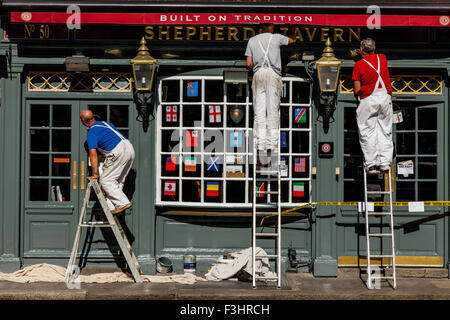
[252,34,283,151]
[356,55,393,169]
[93,122,135,211]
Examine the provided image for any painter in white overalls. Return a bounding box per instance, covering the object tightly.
[245,25,291,152]
[356,53,393,171]
[96,122,135,212]
[81,109,135,214]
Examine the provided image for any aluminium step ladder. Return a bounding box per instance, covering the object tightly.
[363,166,396,289]
[252,142,282,289]
[65,179,143,283]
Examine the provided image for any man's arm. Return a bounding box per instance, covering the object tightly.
[287,25,296,44]
[353,81,361,96]
[246,56,253,69]
[88,148,99,180]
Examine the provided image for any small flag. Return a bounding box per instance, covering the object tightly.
[208,105,221,123]
[207,156,219,172]
[186,130,199,147]
[294,157,306,173]
[164,180,176,196]
[293,182,305,198]
[280,132,287,148]
[165,156,176,172]
[294,107,307,124]
[187,81,198,97]
[256,182,265,198]
[165,105,177,122]
[184,156,196,172]
[229,131,242,148]
[206,181,219,197]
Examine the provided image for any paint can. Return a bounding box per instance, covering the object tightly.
[183,254,196,274]
[156,256,173,274]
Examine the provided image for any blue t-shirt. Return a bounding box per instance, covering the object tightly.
[87,121,126,152]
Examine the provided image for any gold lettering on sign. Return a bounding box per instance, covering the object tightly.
[141,26,361,42]
[199,26,212,41]
[145,26,155,40]
[228,26,239,41]
[321,28,330,41]
[333,28,344,42]
[174,26,183,40]
[186,26,196,40]
[158,26,170,40]
[349,28,361,42]
[215,26,224,41]
[243,27,255,41]
[305,27,317,42]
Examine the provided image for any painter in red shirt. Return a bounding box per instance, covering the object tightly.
[352,38,394,174]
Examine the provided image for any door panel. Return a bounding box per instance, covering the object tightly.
[336,100,446,266]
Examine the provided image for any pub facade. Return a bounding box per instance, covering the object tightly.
[0,1,449,277]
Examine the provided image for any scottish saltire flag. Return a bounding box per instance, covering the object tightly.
[294,157,306,173]
[256,182,265,198]
[229,131,242,148]
[280,132,287,148]
[165,156,176,172]
[206,181,219,197]
[184,156,196,172]
[208,105,221,123]
[207,156,219,172]
[164,180,176,196]
[165,105,177,122]
[294,107,306,124]
[187,81,198,97]
[293,182,305,198]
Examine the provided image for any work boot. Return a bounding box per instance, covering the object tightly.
[110,203,132,215]
[366,166,379,175]
[379,164,390,172]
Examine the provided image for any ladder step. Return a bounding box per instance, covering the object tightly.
[370,276,395,280]
[368,254,394,258]
[255,276,278,280]
[255,233,278,237]
[368,233,393,237]
[366,191,391,195]
[256,254,279,258]
[257,191,279,195]
[80,222,111,227]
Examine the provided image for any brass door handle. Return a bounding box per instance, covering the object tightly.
[81,161,85,190]
[73,161,77,190]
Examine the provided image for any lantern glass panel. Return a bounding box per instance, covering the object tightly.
[134,64,154,90]
[319,65,339,92]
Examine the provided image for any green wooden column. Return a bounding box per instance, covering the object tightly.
[312,99,339,277]
[0,48,23,272]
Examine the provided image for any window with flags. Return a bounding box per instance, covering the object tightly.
[157,76,312,207]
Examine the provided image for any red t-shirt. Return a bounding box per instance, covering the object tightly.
[352,53,392,99]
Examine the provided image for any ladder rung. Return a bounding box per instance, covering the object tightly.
[368,233,393,237]
[370,276,395,280]
[255,233,278,237]
[366,191,391,195]
[255,275,278,280]
[367,212,392,216]
[80,222,111,227]
[257,191,279,195]
[255,211,279,215]
[255,204,279,208]
[256,254,279,258]
[368,254,393,258]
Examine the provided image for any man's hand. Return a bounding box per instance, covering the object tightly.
[246,56,253,69]
[89,173,99,181]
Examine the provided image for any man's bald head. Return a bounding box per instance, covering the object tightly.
[80,110,96,127]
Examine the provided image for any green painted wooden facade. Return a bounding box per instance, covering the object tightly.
[0,11,449,277]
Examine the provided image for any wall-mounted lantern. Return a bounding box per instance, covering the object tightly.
[130,37,158,132]
[314,38,342,134]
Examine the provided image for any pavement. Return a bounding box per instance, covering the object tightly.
[0,267,449,301]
